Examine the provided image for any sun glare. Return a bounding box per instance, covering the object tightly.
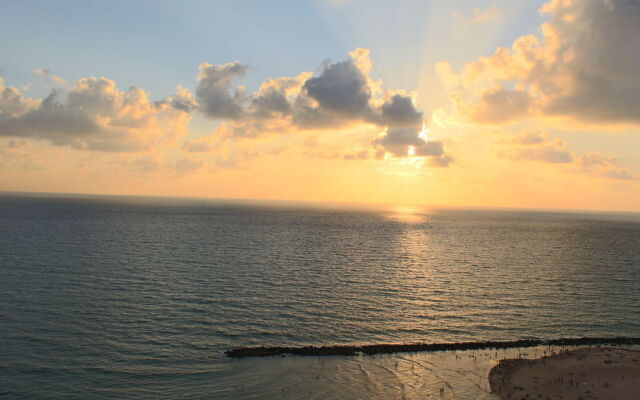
[418,122,431,142]
[386,205,429,223]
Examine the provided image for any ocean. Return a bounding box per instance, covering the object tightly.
[1,194,639,399]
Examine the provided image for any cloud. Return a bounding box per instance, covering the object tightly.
[499,131,633,179]
[501,131,574,164]
[437,0,640,125]
[251,73,310,119]
[125,154,163,172]
[2,49,451,166]
[371,94,423,127]
[577,153,633,180]
[373,126,425,157]
[194,49,452,164]
[455,5,503,25]
[511,145,573,164]
[170,85,198,113]
[290,48,378,129]
[471,88,532,124]
[173,156,204,172]
[372,125,445,160]
[0,77,192,152]
[195,61,248,119]
[415,140,445,157]
[302,54,371,118]
[182,137,216,153]
[343,150,370,161]
[0,139,44,170]
[512,130,546,145]
[34,69,66,88]
[428,154,454,168]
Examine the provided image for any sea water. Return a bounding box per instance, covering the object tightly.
[1,194,639,398]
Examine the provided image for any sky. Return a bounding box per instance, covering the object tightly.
[1,0,639,211]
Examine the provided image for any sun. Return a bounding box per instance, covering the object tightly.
[418,122,431,142]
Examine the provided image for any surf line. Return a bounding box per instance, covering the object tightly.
[225,337,640,358]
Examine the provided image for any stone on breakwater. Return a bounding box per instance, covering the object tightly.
[225,337,640,358]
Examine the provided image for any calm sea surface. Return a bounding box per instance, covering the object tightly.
[1,194,639,399]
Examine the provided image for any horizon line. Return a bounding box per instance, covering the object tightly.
[1,189,639,216]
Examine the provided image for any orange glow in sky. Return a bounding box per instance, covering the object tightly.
[0,0,638,211]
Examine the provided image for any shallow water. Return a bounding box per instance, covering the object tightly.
[1,194,639,398]
[218,348,504,399]
[216,344,640,399]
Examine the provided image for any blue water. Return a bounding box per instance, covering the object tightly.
[1,194,639,398]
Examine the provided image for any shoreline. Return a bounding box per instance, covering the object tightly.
[225,336,640,358]
[489,347,640,399]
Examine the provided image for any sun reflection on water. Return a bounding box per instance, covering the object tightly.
[386,206,430,224]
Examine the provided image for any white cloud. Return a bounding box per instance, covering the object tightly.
[0,77,192,152]
[455,5,503,26]
[34,69,67,88]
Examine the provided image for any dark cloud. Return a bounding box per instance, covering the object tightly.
[439,0,640,124]
[302,58,371,118]
[291,96,344,129]
[373,126,426,157]
[194,49,452,164]
[252,88,291,117]
[415,140,445,157]
[372,94,423,127]
[541,0,640,121]
[195,61,248,119]
[373,125,447,162]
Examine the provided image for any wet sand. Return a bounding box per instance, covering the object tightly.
[489,347,640,400]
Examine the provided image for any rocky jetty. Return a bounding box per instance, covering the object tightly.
[225,336,640,358]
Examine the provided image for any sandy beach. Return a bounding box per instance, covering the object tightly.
[489,347,640,400]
